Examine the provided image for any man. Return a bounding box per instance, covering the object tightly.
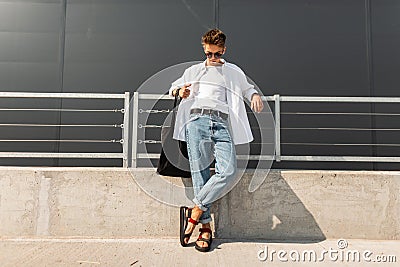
[169,28,263,252]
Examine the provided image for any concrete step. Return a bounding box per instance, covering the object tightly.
[0,238,398,266]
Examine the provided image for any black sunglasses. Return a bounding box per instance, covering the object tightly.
[205,51,223,59]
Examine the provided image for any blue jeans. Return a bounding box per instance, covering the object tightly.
[185,113,237,224]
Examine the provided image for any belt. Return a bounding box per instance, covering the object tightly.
[190,108,228,120]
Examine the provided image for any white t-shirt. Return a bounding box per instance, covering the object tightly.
[190,65,229,114]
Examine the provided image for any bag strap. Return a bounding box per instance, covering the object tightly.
[173,88,181,108]
[171,88,181,126]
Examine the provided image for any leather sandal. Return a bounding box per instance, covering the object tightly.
[194,227,212,252]
[179,206,198,246]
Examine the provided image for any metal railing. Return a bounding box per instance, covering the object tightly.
[267,95,400,163]
[131,93,400,167]
[0,92,130,167]
[2,92,399,168]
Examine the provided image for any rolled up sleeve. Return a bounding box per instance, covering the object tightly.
[239,71,258,101]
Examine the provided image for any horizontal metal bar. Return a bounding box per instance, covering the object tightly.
[0,152,124,158]
[136,153,275,161]
[282,112,400,116]
[137,153,400,162]
[137,94,274,101]
[0,124,123,128]
[0,108,123,112]
[0,139,122,143]
[0,92,126,99]
[138,94,171,100]
[136,125,399,131]
[282,128,400,131]
[281,156,400,162]
[138,140,162,144]
[136,153,159,159]
[138,124,162,128]
[283,143,400,146]
[137,94,272,104]
[138,94,400,103]
[139,94,400,103]
[237,155,275,160]
[139,109,171,114]
[262,96,275,101]
[278,96,400,103]
[141,94,276,102]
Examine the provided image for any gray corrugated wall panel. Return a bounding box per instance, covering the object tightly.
[219,0,374,170]
[59,0,214,166]
[0,0,63,166]
[371,0,400,95]
[63,0,214,92]
[371,0,400,169]
[220,0,369,95]
[0,0,61,90]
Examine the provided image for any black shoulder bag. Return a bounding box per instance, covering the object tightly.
[156,91,191,178]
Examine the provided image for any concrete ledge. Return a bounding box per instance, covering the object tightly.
[0,167,399,240]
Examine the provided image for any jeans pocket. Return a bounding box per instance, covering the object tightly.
[188,114,200,123]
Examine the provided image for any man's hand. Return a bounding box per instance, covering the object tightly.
[179,84,191,98]
[251,93,264,113]
[174,83,191,99]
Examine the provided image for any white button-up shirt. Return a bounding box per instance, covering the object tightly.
[169,59,258,145]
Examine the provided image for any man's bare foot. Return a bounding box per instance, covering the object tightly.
[183,206,203,244]
[196,222,211,248]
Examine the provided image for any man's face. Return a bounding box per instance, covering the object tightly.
[203,44,225,65]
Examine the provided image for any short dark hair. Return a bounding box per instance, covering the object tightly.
[201,28,226,47]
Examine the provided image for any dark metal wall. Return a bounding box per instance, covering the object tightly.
[0,0,399,169]
[0,0,63,166]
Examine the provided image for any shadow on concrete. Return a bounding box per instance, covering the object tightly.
[182,170,326,249]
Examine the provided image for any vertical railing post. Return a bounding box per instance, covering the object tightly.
[131,92,139,168]
[122,92,130,167]
[274,94,281,162]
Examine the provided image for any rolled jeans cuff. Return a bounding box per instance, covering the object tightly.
[199,217,212,225]
[193,197,208,212]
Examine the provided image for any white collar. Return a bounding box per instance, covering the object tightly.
[201,58,226,70]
